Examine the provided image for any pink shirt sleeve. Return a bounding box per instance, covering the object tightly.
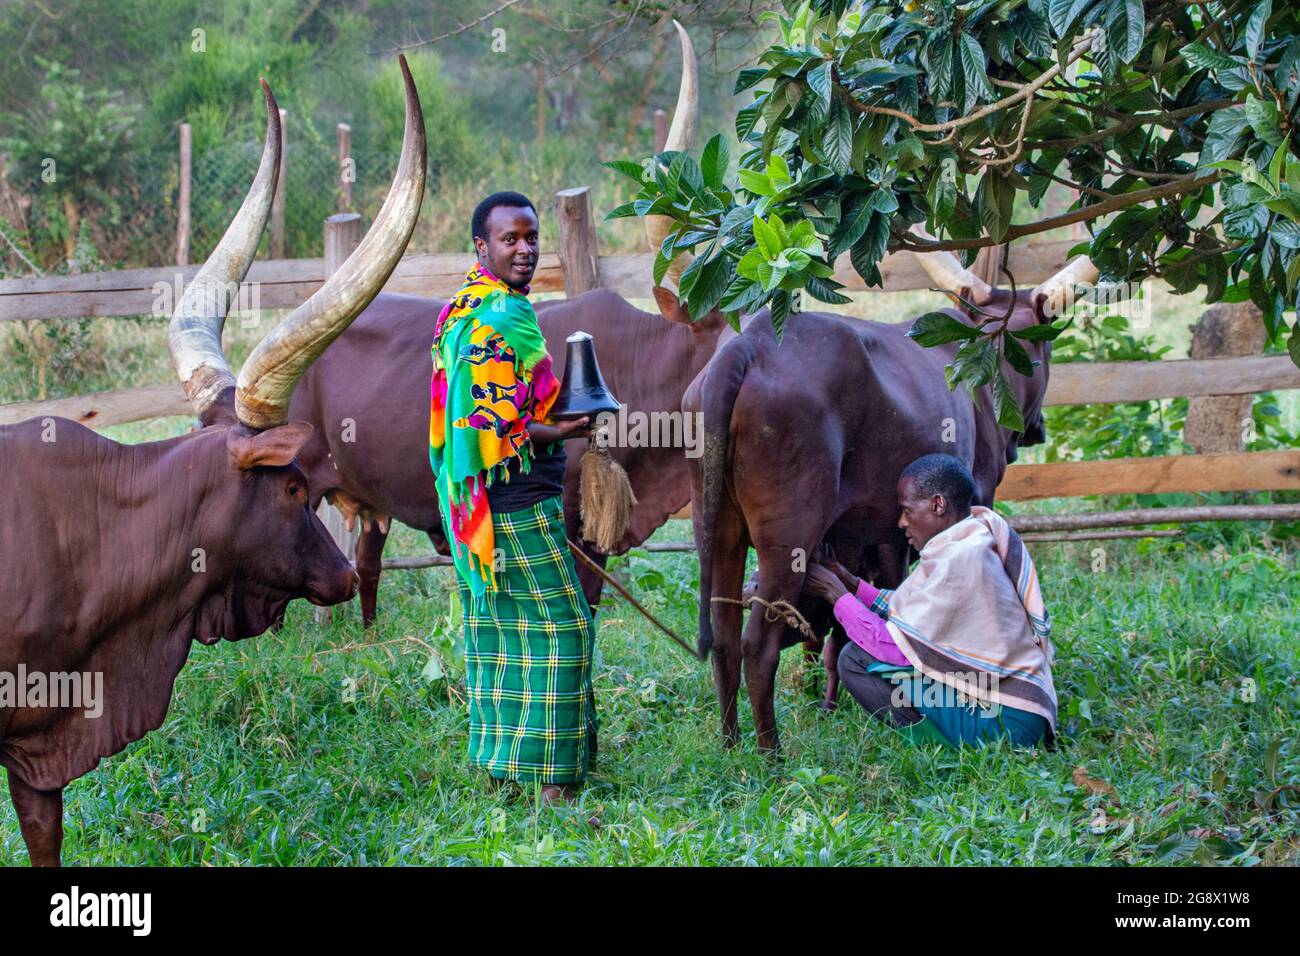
[833,583,910,667]
[856,578,882,609]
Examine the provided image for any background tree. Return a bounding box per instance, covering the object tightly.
[610,0,1300,424]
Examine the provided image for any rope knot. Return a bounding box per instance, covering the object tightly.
[710,595,816,641]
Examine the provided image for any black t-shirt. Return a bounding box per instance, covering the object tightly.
[486,439,568,512]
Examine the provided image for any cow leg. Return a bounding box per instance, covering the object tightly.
[7,770,63,867]
[822,623,845,711]
[708,499,749,748]
[355,521,390,628]
[742,546,811,755]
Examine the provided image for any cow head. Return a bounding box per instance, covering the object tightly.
[911,238,1099,450]
[167,60,426,639]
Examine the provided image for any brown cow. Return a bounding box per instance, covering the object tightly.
[0,62,426,865]
[685,249,1098,752]
[287,22,719,618]
[290,287,727,619]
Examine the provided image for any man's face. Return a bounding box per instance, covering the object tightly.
[476,205,539,290]
[896,475,952,552]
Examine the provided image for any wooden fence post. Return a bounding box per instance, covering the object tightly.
[1183,302,1267,454]
[271,108,288,259]
[554,187,600,296]
[315,213,363,624]
[653,108,668,153]
[972,242,1006,288]
[336,122,352,213]
[176,123,191,267]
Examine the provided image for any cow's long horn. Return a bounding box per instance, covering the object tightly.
[643,19,698,289]
[168,80,280,423]
[907,225,995,307]
[1032,255,1100,319]
[235,55,427,430]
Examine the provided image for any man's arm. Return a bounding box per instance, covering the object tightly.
[528,417,590,445]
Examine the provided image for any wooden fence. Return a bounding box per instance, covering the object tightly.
[3,186,1299,507]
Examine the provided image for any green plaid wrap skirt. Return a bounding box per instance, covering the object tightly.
[453,495,597,784]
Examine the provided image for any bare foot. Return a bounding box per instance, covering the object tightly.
[539,784,579,805]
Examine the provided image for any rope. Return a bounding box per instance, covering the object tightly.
[710,595,817,641]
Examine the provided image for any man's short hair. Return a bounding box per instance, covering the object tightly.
[900,453,975,514]
[471,191,537,244]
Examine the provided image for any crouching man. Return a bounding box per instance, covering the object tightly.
[804,454,1058,748]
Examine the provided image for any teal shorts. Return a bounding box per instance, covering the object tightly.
[867,661,1049,748]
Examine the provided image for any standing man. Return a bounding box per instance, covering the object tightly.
[430,191,595,803]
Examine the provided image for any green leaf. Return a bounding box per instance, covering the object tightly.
[734,67,768,95]
[1002,333,1036,376]
[720,276,768,316]
[1271,220,1300,249]
[908,311,980,347]
[1049,0,1097,35]
[1246,0,1272,63]
[825,96,853,175]
[766,153,793,188]
[977,171,1014,242]
[1246,95,1284,147]
[958,35,994,114]
[737,168,775,196]
[804,274,852,305]
[686,255,735,320]
[1198,107,1249,170]
[1106,0,1145,64]
[769,290,791,342]
[1180,43,1245,72]
[1269,138,1289,191]
[789,219,822,254]
[806,60,832,113]
[653,233,676,286]
[604,159,649,184]
[928,165,958,223]
[1011,321,1069,342]
[926,35,954,101]
[949,336,999,394]
[1288,322,1300,370]
[753,214,782,260]
[828,194,874,259]
[992,365,1027,432]
[735,101,763,140]
[700,134,731,191]
[604,201,640,221]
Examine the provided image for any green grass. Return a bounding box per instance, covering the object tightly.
[2,518,1296,866]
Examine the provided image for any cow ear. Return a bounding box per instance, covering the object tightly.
[652,286,691,326]
[1032,288,1053,324]
[228,421,314,470]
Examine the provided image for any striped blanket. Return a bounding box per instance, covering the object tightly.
[884,506,1058,731]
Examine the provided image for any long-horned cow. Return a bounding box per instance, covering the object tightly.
[0,61,426,865]
[685,248,1097,752]
[287,22,721,619]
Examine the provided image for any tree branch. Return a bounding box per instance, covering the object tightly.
[892,172,1221,253]
[1025,99,1237,151]
[381,0,526,54]
[834,29,1098,135]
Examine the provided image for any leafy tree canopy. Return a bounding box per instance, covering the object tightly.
[610,0,1300,414]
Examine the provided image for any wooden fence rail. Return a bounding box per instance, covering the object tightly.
[3,197,1298,509]
[6,351,1298,433]
[0,239,1079,322]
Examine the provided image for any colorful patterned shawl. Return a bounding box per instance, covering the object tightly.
[430,264,560,603]
[884,506,1058,730]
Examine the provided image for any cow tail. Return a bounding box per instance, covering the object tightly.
[696,344,749,659]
